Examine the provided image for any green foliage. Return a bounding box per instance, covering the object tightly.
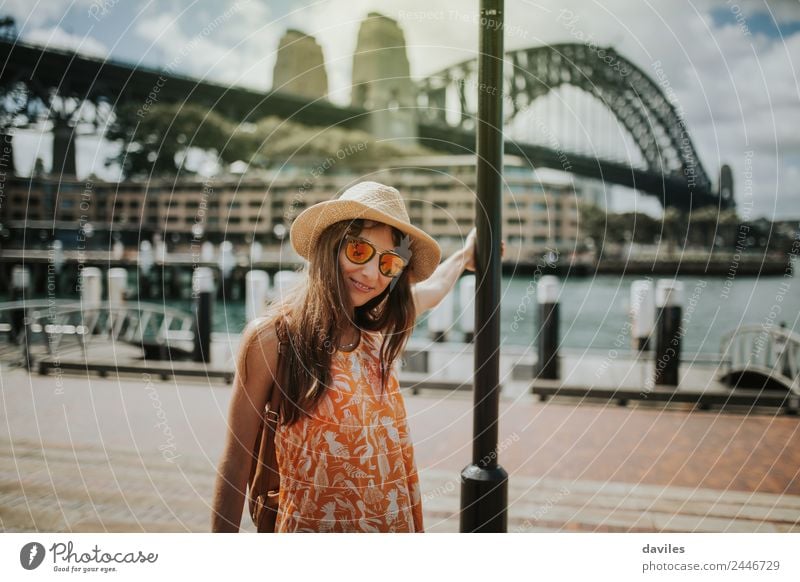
[576,202,796,253]
[578,202,662,246]
[105,104,429,178]
[105,103,233,177]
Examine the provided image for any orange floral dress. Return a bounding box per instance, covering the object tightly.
[274,330,424,532]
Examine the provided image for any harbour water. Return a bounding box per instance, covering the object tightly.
[166,273,798,356]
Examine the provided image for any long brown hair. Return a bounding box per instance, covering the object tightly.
[263,218,416,425]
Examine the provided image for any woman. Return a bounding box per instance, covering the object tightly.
[211,181,480,533]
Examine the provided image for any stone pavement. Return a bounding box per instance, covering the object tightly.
[1,367,798,533]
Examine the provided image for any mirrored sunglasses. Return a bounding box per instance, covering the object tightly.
[343,236,408,278]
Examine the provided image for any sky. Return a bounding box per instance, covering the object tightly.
[3,0,800,219]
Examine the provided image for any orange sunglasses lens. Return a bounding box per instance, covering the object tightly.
[379,253,406,277]
[345,239,375,264]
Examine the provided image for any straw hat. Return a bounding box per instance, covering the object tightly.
[290,181,441,283]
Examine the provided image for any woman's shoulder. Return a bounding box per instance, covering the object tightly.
[242,316,279,345]
[236,315,284,384]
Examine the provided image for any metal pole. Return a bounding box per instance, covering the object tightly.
[460,0,508,533]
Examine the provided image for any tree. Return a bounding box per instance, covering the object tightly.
[661,207,684,256]
[106,103,241,177]
[105,105,431,178]
[688,206,721,248]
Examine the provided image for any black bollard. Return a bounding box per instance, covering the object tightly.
[536,276,560,380]
[192,267,214,363]
[10,265,30,344]
[654,280,683,386]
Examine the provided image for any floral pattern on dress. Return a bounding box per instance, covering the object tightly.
[274,330,423,532]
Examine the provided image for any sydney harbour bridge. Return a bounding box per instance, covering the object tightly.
[0,14,734,211]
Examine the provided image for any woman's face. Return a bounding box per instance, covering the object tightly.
[338,223,399,308]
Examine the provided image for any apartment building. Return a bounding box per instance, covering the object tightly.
[1,156,582,260]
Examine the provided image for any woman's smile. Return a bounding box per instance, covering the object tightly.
[349,277,374,293]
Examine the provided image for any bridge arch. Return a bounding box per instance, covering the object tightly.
[417,43,713,195]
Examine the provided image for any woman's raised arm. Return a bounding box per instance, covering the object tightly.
[210,318,279,532]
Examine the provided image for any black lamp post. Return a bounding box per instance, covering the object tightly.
[459,0,508,533]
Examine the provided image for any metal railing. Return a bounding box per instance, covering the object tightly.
[720,325,800,395]
[0,300,195,364]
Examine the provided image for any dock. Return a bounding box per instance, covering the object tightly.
[1,367,798,533]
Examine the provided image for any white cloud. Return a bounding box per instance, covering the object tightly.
[2,0,91,29]
[131,0,279,90]
[24,25,109,58]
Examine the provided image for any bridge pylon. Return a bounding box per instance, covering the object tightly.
[351,12,418,144]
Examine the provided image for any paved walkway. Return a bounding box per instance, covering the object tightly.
[1,367,798,532]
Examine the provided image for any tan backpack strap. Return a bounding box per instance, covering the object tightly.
[268,316,289,416]
[248,315,289,532]
[266,344,284,421]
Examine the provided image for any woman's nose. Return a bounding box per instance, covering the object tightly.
[360,254,380,280]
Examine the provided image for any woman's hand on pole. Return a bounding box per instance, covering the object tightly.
[462,227,505,273]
